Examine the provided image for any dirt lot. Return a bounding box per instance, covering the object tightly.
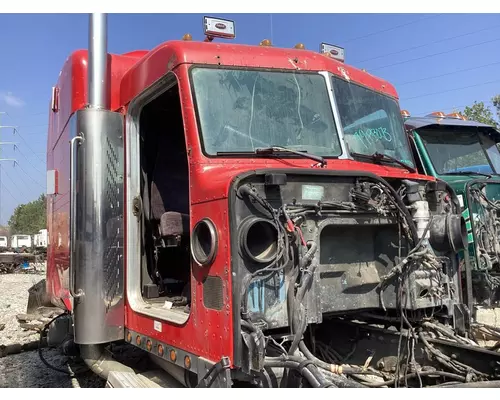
[0,272,105,388]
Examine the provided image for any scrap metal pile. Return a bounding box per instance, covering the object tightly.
[0,252,44,274]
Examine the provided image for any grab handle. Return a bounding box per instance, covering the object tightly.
[69,135,84,298]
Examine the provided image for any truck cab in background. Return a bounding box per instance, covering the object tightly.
[405,110,500,325]
[11,234,32,251]
[0,236,8,251]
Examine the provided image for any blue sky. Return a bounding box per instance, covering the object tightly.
[0,13,499,225]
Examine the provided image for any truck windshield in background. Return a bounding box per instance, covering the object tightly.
[191,67,342,157]
[417,128,500,175]
[332,76,415,168]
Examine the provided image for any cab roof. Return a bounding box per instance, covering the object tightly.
[49,40,400,151]
[120,40,399,100]
[405,116,498,131]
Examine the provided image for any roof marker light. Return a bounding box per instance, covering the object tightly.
[260,39,272,46]
[446,112,466,120]
[182,33,192,41]
[401,110,411,118]
[294,43,305,49]
[320,42,345,63]
[427,111,446,119]
[203,16,235,42]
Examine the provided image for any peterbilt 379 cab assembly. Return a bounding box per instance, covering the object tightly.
[40,13,500,388]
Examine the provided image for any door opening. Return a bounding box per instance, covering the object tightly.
[139,81,191,318]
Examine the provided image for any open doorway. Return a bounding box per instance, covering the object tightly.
[138,80,191,318]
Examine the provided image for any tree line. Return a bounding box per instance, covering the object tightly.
[7,194,46,235]
[461,95,500,129]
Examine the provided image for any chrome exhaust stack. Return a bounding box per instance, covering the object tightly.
[72,12,127,380]
[69,12,124,343]
[88,13,109,109]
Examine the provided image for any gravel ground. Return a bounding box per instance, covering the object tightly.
[0,272,105,388]
[0,273,42,347]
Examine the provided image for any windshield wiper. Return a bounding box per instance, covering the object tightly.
[351,151,416,173]
[217,146,327,167]
[255,146,327,167]
[441,171,492,178]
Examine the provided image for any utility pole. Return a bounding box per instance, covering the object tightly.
[0,112,18,226]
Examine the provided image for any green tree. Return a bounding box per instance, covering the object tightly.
[493,95,500,121]
[8,194,46,235]
[461,98,499,129]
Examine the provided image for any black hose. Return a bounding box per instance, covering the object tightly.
[295,343,371,388]
[288,260,317,355]
[288,304,307,355]
[299,341,330,371]
[359,370,466,388]
[264,358,328,388]
[432,380,500,388]
[38,312,87,377]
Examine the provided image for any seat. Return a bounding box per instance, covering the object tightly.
[159,211,189,247]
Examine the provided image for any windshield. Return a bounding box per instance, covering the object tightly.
[191,67,342,157]
[331,76,415,168]
[417,128,500,175]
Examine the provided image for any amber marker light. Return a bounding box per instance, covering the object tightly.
[401,110,411,118]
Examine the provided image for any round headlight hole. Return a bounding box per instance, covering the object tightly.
[241,218,279,264]
[191,218,217,267]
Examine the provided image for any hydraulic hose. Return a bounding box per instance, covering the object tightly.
[359,370,466,388]
[288,244,318,355]
[264,358,332,388]
[297,342,372,388]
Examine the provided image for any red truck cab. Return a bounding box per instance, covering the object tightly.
[45,15,468,388]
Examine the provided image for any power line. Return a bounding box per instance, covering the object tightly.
[411,100,495,117]
[370,36,500,72]
[4,111,47,118]
[395,61,500,86]
[343,14,443,44]
[13,146,45,176]
[14,128,46,164]
[354,24,500,64]
[2,167,31,199]
[401,78,500,102]
[14,123,48,129]
[13,161,45,188]
[1,181,22,204]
